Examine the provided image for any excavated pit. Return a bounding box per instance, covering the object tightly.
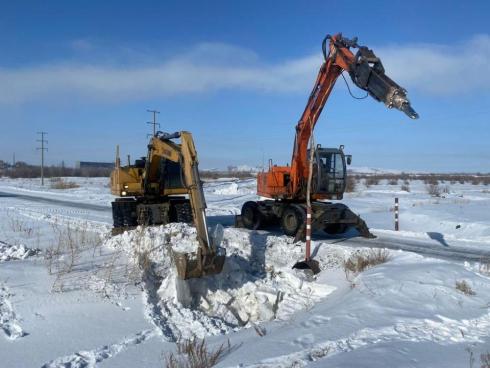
[106,223,342,339]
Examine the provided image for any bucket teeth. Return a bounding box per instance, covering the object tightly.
[173,248,226,280]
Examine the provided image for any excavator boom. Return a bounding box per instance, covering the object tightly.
[290,33,418,197]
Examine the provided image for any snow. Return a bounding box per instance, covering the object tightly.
[0,241,40,262]
[1,176,490,367]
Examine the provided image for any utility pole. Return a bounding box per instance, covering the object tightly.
[146,109,160,137]
[12,152,15,167]
[36,132,48,186]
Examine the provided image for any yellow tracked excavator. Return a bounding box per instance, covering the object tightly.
[111,131,225,279]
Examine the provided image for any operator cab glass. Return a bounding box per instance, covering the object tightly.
[311,148,347,196]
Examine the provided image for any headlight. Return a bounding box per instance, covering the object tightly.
[121,191,127,196]
[124,185,129,189]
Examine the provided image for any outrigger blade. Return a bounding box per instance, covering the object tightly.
[292,258,321,275]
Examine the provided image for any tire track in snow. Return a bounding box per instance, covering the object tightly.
[0,283,27,340]
[0,191,110,213]
[243,312,490,367]
[41,329,157,368]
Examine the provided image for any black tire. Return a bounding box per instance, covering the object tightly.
[112,200,137,227]
[112,202,124,228]
[172,201,193,223]
[324,223,348,235]
[281,206,305,237]
[241,201,263,230]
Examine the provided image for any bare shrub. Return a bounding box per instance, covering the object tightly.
[345,176,357,193]
[365,176,379,187]
[426,184,441,197]
[50,178,80,189]
[343,249,391,275]
[388,179,398,185]
[442,185,450,194]
[165,338,231,368]
[400,184,410,192]
[455,280,475,296]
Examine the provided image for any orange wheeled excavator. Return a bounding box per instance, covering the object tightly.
[239,33,418,240]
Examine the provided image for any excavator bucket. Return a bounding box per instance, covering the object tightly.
[292,259,320,275]
[173,224,226,280]
[173,249,226,280]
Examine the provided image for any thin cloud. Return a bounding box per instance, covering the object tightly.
[0,35,488,104]
[377,34,490,95]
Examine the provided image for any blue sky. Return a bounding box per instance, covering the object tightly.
[1,0,489,172]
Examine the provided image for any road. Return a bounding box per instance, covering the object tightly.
[1,189,489,263]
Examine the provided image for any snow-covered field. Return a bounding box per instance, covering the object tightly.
[1,176,490,367]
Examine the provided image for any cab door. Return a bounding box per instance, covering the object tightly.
[315,149,346,196]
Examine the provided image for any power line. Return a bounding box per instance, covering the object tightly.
[146,109,160,137]
[36,132,48,186]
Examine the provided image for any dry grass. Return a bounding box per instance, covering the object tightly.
[45,221,103,291]
[343,249,391,275]
[50,178,80,189]
[426,184,441,197]
[164,338,231,368]
[455,280,475,296]
[7,215,35,237]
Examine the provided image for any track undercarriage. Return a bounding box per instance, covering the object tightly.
[111,196,193,235]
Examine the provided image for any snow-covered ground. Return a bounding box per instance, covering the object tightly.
[1,176,490,367]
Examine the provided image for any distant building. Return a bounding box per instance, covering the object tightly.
[75,161,114,169]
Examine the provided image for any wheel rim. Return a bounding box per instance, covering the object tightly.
[284,212,298,231]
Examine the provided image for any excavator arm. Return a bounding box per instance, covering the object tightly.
[290,33,418,196]
[144,131,225,279]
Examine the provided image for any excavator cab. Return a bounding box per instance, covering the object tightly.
[310,145,350,199]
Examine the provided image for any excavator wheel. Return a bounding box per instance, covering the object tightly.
[241,201,263,230]
[324,224,349,235]
[281,205,305,237]
[112,199,137,228]
[171,201,193,223]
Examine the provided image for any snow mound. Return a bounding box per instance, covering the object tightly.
[212,181,256,195]
[0,284,27,340]
[105,224,340,339]
[0,242,40,262]
[213,182,240,195]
